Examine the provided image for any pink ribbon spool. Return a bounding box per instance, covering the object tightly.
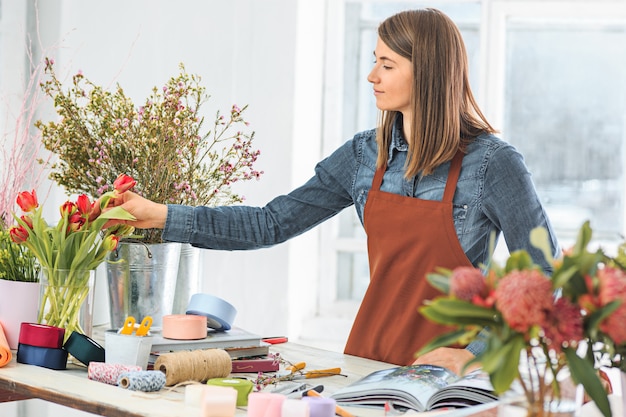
[247,392,286,417]
[162,314,208,340]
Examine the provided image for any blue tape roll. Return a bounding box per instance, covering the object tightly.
[64,332,105,366]
[186,293,237,331]
[16,343,68,370]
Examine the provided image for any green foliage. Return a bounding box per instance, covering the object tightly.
[420,221,619,417]
[35,59,263,243]
[0,228,39,282]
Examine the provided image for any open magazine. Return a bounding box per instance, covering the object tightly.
[330,364,498,412]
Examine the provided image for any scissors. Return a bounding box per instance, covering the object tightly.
[119,316,153,336]
[278,361,343,380]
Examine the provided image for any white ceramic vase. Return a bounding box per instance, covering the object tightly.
[0,279,40,349]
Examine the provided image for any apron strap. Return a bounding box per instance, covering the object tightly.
[442,150,464,203]
[372,150,464,198]
[371,165,385,191]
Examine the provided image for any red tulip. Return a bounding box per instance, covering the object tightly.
[60,201,76,216]
[76,194,92,216]
[113,174,137,194]
[9,225,29,243]
[103,234,120,251]
[16,190,38,212]
[67,212,85,233]
[20,215,33,230]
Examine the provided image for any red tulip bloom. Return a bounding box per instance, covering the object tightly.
[20,215,33,230]
[67,212,85,233]
[16,190,38,212]
[60,201,76,216]
[113,174,137,194]
[76,194,93,216]
[9,225,29,243]
[103,234,120,251]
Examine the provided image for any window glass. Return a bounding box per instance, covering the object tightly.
[504,20,626,242]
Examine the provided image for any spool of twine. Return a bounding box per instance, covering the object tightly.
[118,370,166,392]
[154,348,232,386]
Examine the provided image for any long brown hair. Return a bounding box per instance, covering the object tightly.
[375,8,496,177]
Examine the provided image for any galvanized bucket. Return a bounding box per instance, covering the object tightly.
[106,241,181,329]
[172,243,201,315]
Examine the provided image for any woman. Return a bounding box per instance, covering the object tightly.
[98,8,559,372]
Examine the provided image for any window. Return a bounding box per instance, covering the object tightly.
[318,1,626,326]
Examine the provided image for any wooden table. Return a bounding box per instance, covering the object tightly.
[0,341,501,417]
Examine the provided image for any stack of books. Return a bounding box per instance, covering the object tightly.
[148,327,277,372]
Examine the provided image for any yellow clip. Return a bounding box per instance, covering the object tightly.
[119,316,136,335]
[135,316,153,337]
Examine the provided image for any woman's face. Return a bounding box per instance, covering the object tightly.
[367,37,413,118]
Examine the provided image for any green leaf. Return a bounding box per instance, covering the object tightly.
[420,299,498,326]
[426,269,452,293]
[483,337,524,393]
[587,301,621,333]
[530,226,554,265]
[504,250,535,272]
[572,220,592,255]
[563,348,611,417]
[98,206,136,221]
[416,329,476,357]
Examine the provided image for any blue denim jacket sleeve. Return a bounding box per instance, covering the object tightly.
[163,138,359,250]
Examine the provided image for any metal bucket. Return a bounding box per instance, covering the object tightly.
[106,241,181,329]
[172,243,201,314]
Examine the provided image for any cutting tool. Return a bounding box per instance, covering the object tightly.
[278,361,343,380]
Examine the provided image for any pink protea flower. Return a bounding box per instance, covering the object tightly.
[542,297,584,352]
[495,269,554,333]
[449,266,487,302]
[597,266,626,345]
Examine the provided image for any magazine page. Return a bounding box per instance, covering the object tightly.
[330,365,459,412]
[425,369,498,410]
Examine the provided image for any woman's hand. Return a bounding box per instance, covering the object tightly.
[91,191,168,230]
[412,347,480,375]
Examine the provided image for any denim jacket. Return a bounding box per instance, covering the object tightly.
[164,124,559,273]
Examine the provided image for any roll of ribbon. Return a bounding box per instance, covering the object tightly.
[162,314,208,340]
[201,385,238,417]
[88,362,142,385]
[64,331,105,366]
[118,370,166,392]
[16,343,68,370]
[247,392,286,417]
[301,397,336,417]
[0,322,12,368]
[206,377,254,407]
[18,323,65,349]
[186,293,237,331]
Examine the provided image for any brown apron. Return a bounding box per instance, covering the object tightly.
[344,151,473,365]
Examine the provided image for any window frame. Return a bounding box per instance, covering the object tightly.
[317,0,626,321]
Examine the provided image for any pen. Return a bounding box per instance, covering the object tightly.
[304,389,355,417]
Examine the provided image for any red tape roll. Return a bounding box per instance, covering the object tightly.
[18,323,65,349]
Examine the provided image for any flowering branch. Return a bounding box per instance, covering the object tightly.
[35,60,263,243]
[419,221,619,417]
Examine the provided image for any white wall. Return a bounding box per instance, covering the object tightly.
[8,0,326,341]
[1,0,327,415]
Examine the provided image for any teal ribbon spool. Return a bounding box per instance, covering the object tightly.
[206,377,254,406]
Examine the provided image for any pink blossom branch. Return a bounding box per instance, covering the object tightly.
[0,11,55,228]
